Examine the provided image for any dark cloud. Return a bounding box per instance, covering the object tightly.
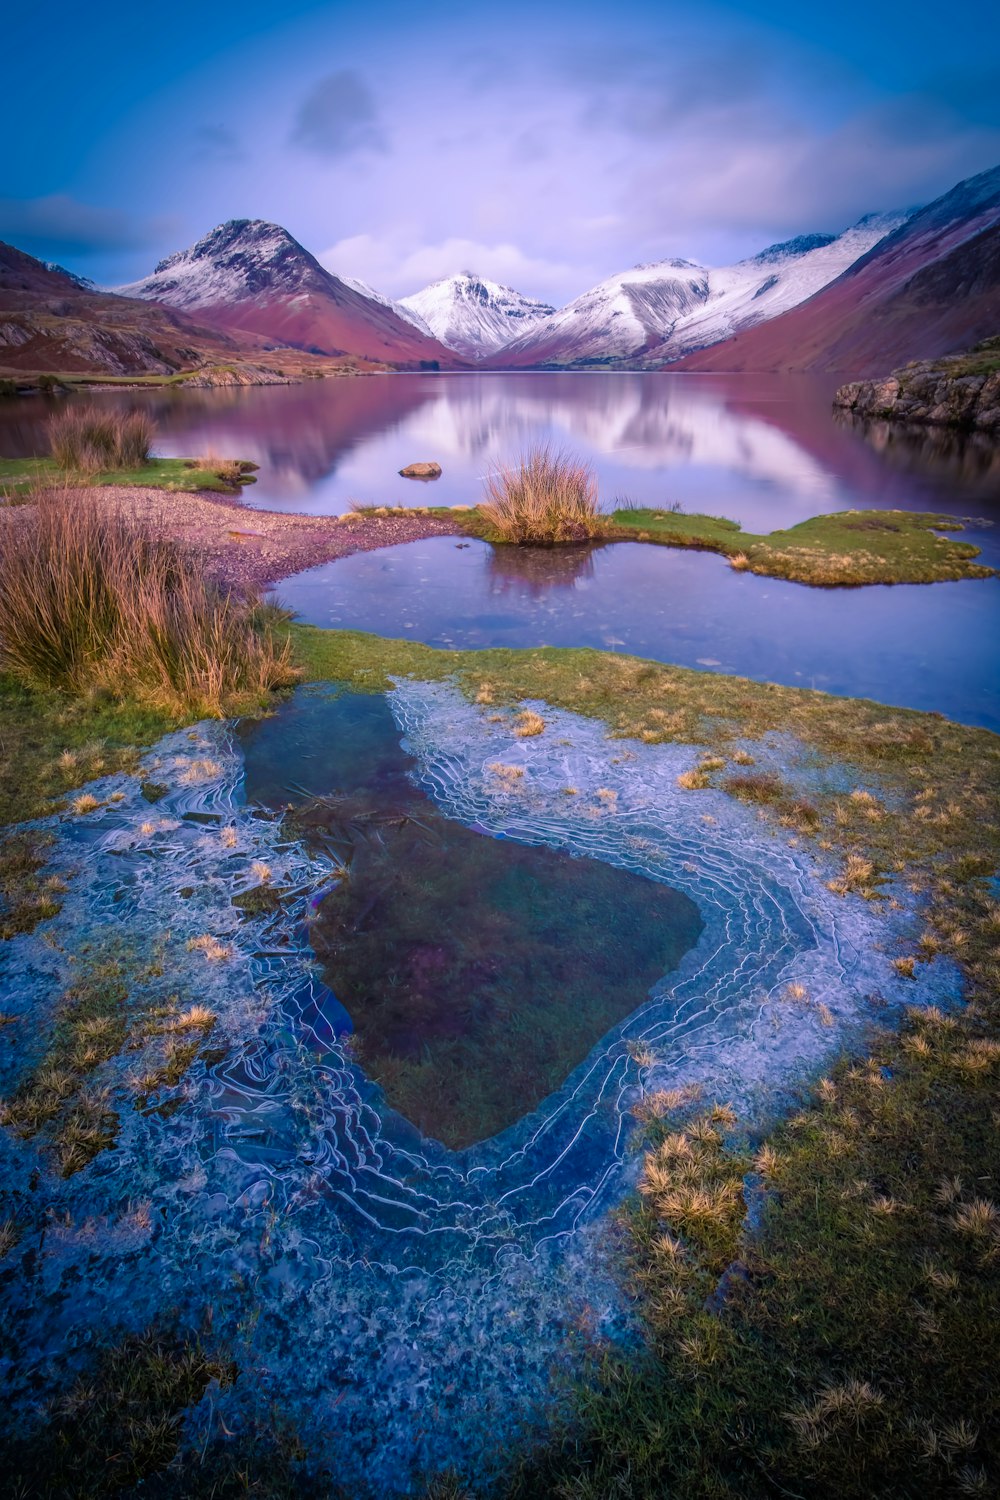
[0,194,162,259]
[191,124,245,163]
[290,70,387,158]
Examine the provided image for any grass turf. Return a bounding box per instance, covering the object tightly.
[609,505,997,585]
[0,454,256,498]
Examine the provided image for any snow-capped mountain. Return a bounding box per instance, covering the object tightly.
[115,220,458,366]
[400,273,556,360]
[674,167,1000,373]
[493,215,908,368]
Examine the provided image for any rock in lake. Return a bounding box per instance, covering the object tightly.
[399,461,442,479]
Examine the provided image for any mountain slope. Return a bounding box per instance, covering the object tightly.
[339,276,435,338]
[0,241,283,376]
[673,166,1000,374]
[400,273,556,359]
[493,259,709,366]
[493,217,903,368]
[116,220,460,367]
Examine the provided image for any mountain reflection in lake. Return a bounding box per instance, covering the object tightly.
[3,372,998,533]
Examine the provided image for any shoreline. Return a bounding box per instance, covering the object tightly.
[0,483,462,593]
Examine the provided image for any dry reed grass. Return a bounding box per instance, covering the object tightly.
[0,490,296,717]
[479,447,607,544]
[49,405,152,472]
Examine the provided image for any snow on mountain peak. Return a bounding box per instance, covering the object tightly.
[400,272,556,359]
[495,211,912,367]
[117,220,332,310]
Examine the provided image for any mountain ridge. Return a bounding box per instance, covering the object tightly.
[490,213,908,368]
[116,219,462,367]
[672,166,1000,374]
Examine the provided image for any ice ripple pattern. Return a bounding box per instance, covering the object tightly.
[0,686,961,1495]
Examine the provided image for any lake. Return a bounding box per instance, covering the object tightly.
[2,371,999,528]
[2,372,998,724]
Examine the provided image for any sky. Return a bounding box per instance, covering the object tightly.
[3,0,999,304]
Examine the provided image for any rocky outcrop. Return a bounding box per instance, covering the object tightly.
[835,341,1000,430]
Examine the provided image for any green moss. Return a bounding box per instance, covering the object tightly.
[0,673,173,827]
[0,454,253,499]
[610,505,996,585]
[232,882,283,917]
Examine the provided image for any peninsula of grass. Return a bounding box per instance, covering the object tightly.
[0,454,256,499]
[361,500,996,586]
[0,402,258,498]
[609,504,997,585]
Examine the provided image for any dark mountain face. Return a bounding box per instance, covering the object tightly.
[753,234,837,264]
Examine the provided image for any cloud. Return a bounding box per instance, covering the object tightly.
[319,232,588,303]
[0,194,166,259]
[191,124,245,163]
[290,70,386,158]
[616,93,1000,254]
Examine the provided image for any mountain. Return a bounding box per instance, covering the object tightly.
[673,165,1000,374]
[0,240,288,377]
[116,219,460,367]
[339,275,435,338]
[399,273,556,360]
[492,216,905,368]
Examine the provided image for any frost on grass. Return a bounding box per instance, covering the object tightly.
[0,688,961,1497]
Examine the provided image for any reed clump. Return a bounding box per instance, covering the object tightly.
[0,490,296,717]
[480,447,607,544]
[49,405,153,472]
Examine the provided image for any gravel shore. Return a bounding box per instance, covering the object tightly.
[2,484,461,592]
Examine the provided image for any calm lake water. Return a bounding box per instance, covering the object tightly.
[3,371,999,528]
[276,537,1000,728]
[3,373,998,724]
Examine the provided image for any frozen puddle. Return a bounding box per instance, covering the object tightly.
[0,681,961,1495]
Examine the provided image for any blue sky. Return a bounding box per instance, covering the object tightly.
[3,0,999,302]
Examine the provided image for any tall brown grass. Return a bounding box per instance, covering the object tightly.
[480,447,606,543]
[0,490,296,717]
[49,405,153,472]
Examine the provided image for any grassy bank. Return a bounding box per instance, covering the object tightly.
[0,454,257,498]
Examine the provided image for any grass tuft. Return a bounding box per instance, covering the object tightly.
[0,490,296,718]
[49,405,152,472]
[479,447,608,544]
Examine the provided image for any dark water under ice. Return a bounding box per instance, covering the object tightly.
[240,687,703,1147]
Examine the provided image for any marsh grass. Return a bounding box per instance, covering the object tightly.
[0,942,222,1171]
[0,490,296,717]
[0,1325,325,1499]
[49,405,152,472]
[292,628,1000,1496]
[0,830,64,939]
[479,447,608,544]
